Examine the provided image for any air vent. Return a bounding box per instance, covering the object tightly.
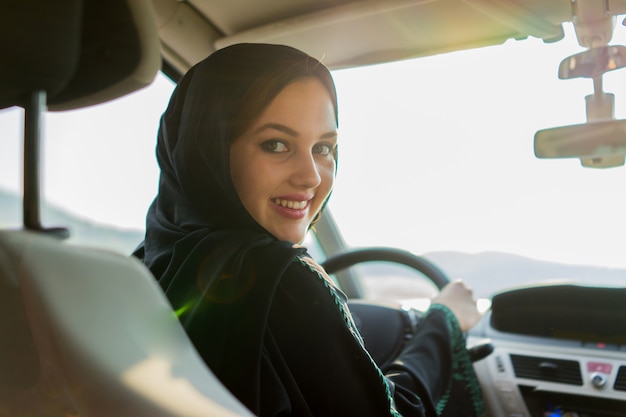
[615,366,626,391]
[510,354,583,386]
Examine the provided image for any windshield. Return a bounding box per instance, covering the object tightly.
[1,23,625,297]
[328,24,626,296]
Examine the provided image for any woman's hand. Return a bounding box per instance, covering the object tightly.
[432,280,482,332]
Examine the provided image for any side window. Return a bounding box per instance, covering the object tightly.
[0,72,176,254]
[302,231,326,262]
[0,107,22,229]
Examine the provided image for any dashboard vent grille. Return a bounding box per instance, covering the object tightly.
[615,366,626,391]
[510,354,582,386]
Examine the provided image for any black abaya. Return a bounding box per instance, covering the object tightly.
[135,43,483,417]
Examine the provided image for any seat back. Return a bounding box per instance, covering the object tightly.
[0,1,253,415]
[0,231,252,416]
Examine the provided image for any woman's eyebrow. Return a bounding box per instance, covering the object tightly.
[321,131,338,140]
[254,123,298,137]
[254,123,338,140]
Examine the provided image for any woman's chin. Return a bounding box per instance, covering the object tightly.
[270,228,308,245]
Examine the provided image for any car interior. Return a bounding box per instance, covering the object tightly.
[1,0,625,416]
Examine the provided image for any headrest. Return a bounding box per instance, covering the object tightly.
[0,0,82,109]
[0,0,161,111]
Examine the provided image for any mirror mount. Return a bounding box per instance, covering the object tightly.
[578,87,624,168]
[585,84,614,122]
[571,0,615,49]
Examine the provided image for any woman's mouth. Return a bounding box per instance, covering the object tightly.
[272,198,308,210]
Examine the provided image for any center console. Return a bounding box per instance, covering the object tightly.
[469,284,626,417]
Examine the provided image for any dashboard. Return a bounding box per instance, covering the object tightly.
[469,284,626,417]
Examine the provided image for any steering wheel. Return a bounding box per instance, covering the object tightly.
[322,247,450,289]
[321,247,493,366]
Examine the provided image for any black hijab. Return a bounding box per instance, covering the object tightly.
[136,43,338,278]
[133,43,339,411]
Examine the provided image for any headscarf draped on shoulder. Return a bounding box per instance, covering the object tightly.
[133,43,338,410]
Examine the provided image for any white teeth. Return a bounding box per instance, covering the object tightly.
[274,198,307,209]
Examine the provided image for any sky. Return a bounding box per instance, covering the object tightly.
[1,23,626,269]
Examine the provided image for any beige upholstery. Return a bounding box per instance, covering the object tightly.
[0,231,253,417]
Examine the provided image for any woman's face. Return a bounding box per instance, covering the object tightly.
[230,78,337,243]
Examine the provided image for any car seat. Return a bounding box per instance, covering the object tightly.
[0,1,253,416]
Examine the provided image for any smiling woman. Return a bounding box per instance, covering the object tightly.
[230,78,338,244]
[129,43,484,417]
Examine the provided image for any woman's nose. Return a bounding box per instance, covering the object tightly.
[290,151,321,188]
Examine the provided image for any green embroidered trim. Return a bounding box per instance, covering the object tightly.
[429,304,484,416]
[297,257,402,417]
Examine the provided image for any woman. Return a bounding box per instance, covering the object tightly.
[135,43,484,416]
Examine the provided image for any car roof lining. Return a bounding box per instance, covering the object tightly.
[154,0,575,75]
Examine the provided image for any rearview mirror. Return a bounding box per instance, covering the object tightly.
[559,45,626,79]
[534,119,626,167]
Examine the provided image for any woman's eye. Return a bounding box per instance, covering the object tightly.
[261,140,288,153]
[313,143,334,156]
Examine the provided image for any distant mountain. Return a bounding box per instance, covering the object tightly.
[352,251,626,299]
[0,188,143,255]
[2,188,624,298]
[423,251,626,297]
